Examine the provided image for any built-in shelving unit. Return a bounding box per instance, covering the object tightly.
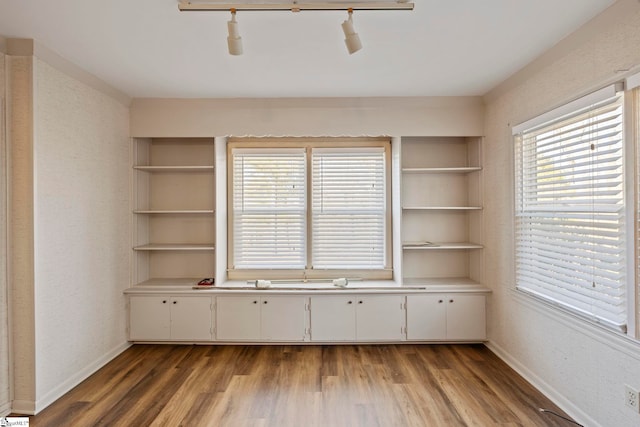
[400,136,483,287]
[124,135,490,344]
[131,138,216,287]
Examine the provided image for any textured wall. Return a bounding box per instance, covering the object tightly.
[483,1,640,426]
[0,50,10,416]
[32,59,130,409]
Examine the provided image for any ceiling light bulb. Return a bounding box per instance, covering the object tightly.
[342,10,362,55]
[227,9,243,55]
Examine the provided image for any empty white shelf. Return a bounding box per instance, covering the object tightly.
[133,209,215,214]
[133,244,215,251]
[403,242,483,250]
[402,206,483,211]
[402,167,482,174]
[134,165,214,172]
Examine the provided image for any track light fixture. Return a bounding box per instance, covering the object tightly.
[342,9,362,55]
[178,2,414,56]
[227,8,243,55]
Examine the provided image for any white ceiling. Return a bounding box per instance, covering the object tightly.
[0,0,616,99]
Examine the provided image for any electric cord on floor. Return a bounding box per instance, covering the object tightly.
[539,408,584,427]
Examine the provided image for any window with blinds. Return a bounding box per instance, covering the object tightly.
[232,148,307,269]
[514,85,627,331]
[229,140,391,280]
[312,147,386,269]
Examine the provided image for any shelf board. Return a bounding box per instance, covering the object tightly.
[402,277,485,288]
[403,242,483,250]
[402,167,482,174]
[133,243,215,251]
[133,209,215,214]
[402,206,483,211]
[133,277,204,287]
[133,165,214,172]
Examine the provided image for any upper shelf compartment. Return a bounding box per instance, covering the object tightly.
[401,136,481,169]
[133,138,215,168]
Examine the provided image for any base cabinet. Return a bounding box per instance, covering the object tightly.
[406,294,486,341]
[129,295,213,341]
[216,295,308,341]
[310,295,404,341]
[127,290,487,343]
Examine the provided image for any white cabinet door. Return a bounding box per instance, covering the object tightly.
[216,296,261,340]
[355,295,405,341]
[260,296,308,341]
[446,294,486,341]
[310,295,404,342]
[129,296,171,341]
[310,296,356,341]
[406,294,485,341]
[406,294,447,340]
[170,296,213,341]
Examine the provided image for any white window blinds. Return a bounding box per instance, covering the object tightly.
[232,148,306,269]
[311,148,386,269]
[514,87,626,330]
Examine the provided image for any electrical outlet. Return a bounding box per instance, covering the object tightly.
[625,385,640,412]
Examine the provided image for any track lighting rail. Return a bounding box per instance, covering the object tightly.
[178,2,414,12]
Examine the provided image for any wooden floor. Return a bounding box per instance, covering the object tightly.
[28,344,575,427]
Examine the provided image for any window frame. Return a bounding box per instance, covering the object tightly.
[227,137,392,281]
[630,81,640,339]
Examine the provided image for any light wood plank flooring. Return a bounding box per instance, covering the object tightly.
[27,344,575,427]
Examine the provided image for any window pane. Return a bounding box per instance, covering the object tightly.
[312,148,386,269]
[232,149,306,269]
[515,91,626,329]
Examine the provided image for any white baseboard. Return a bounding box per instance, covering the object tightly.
[11,400,35,416]
[485,341,599,427]
[32,341,131,414]
[0,401,12,416]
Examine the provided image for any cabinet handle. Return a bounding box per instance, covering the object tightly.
[173,301,177,304]
[253,301,258,304]
[162,300,167,304]
[449,299,454,303]
[438,300,443,303]
[358,301,363,304]
[348,301,353,304]
[263,301,268,304]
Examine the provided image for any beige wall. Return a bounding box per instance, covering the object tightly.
[7,53,36,415]
[0,47,11,416]
[483,1,640,426]
[5,41,131,414]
